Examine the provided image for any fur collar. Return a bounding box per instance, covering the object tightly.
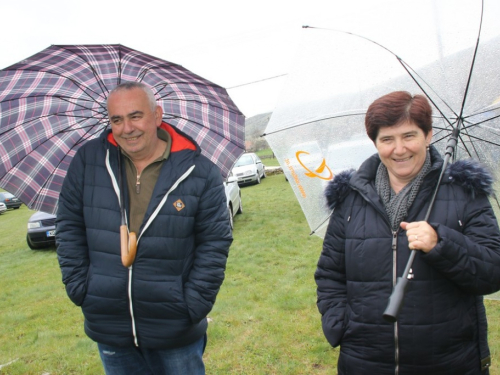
[325,159,494,210]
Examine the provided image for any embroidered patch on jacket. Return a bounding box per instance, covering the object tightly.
[173,199,185,212]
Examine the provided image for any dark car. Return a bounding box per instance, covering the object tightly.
[27,211,56,250]
[0,192,22,209]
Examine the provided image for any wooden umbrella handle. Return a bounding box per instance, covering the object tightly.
[120,225,137,267]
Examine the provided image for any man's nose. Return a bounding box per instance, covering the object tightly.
[122,118,135,133]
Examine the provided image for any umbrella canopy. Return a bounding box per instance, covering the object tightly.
[264,0,500,237]
[0,44,245,215]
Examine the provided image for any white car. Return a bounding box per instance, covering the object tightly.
[231,152,266,185]
[224,176,243,229]
[0,202,6,214]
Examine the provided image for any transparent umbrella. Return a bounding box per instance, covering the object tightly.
[264,0,500,238]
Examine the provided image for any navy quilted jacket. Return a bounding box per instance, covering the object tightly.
[315,146,500,375]
[56,123,232,349]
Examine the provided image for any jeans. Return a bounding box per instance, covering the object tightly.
[97,335,206,375]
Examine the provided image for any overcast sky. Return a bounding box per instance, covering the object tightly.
[0,0,392,118]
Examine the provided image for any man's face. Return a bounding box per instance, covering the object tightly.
[107,87,163,162]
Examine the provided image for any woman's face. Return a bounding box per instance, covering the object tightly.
[375,121,432,189]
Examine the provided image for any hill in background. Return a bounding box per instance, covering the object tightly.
[244,112,272,151]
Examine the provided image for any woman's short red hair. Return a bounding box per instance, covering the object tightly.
[365,91,433,142]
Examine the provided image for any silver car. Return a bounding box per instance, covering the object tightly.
[0,202,6,214]
[231,153,266,186]
[224,176,242,229]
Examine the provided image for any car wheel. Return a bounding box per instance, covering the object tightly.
[236,194,243,214]
[255,174,261,185]
[262,169,266,179]
[14,207,20,209]
[26,235,40,250]
[228,206,234,229]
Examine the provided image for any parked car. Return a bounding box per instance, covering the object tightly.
[231,152,266,186]
[224,176,243,229]
[27,211,56,250]
[0,192,22,209]
[0,202,6,214]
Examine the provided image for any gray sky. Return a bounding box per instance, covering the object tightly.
[0,0,390,117]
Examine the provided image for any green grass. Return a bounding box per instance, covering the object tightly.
[0,177,499,374]
[256,149,281,167]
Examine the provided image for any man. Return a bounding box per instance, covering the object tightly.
[56,81,232,374]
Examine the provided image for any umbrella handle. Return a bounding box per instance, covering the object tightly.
[120,225,137,267]
[382,276,409,322]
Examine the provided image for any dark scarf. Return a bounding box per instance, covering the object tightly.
[376,150,431,231]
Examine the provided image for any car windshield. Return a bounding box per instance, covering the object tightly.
[234,154,254,167]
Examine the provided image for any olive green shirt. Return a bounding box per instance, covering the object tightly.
[122,128,172,234]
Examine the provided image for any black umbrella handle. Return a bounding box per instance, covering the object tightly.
[383,276,410,322]
[383,250,416,322]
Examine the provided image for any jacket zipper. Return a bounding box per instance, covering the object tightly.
[392,230,400,375]
[136,174,141,194]
[350,187,402,374]
[129,165,196,346]
[106,150,196,346]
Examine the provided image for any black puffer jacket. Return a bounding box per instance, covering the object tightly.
[56,123,232,349]
[315,146,500,375]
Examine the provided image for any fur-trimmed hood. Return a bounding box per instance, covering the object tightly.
[325,153,494,211]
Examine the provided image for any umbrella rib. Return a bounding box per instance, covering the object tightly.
[457,129,479,159]
[462,133,500,148]
[0,93,102,112]
[431,132,453,145]
[56,45,112,99]
[302,26,458,127]
[6,115,106,208]
[3,62,108,107]
[0,96,107,137]
[263,112,366,136]
[462,113,500,130]
[396,60,455,126]
[457,1,484,122]
[117,45,123,86]
[310,210,333,236]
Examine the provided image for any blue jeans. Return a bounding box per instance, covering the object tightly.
[97,335,206,375]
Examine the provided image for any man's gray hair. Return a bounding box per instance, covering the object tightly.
[107,81,157,111]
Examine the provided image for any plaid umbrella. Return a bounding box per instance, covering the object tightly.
[0,44,245,214]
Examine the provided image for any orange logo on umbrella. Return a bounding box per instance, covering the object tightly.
[296,151,333,180]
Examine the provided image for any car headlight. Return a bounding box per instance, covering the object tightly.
[28,222,42,229]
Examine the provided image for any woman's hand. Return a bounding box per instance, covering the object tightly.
[400,221,438,253]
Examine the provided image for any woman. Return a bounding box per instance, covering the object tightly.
[315,91,500,374]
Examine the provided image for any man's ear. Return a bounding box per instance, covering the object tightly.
[155,105,163,126]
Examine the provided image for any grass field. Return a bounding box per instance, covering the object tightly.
[0,175,499,374]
